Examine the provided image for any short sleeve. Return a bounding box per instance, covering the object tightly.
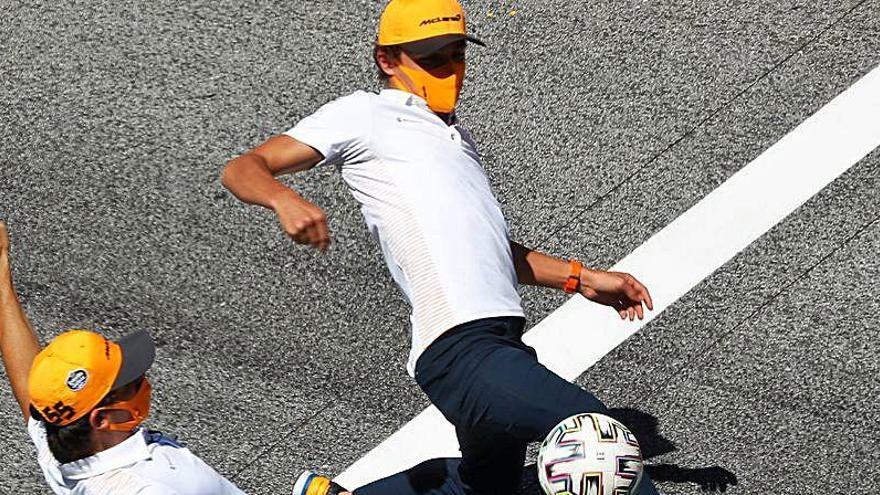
[284,91,372,167]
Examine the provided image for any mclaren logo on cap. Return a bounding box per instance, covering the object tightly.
[66,369,89,392]
[419,13,461,26]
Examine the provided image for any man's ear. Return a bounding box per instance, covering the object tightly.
[375,46,398,78]
[89,409,110,431]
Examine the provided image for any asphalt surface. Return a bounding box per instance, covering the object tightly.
[1,0,878,494]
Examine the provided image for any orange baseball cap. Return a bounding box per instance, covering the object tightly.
[378,0,485,54]
[28,329,155,426]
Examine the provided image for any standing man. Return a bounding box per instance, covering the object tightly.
[0,222,249,495]
[223,1,659,494]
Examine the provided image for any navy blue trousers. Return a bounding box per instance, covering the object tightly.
[355,317,659,495]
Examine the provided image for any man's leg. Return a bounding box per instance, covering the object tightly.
[454,426,528,495]
[409,317,660,495]
[354,321,531,495]
[446,322,660,495]
[358,317,659,495]
[415,317,660,494]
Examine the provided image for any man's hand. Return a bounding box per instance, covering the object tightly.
[272,192,330,252]
[579,268,654,321]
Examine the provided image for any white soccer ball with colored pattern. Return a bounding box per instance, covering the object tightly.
[537,413,644,495]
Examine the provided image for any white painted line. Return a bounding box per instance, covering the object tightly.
[336,64,880,489]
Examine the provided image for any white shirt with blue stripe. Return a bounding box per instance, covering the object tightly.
[28,417,246,494]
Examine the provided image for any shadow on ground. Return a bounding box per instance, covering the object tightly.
[519,408,738,494]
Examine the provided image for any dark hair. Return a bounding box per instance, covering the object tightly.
[30,405,95,463]
[374,44,403,81]
[30,391,118,463]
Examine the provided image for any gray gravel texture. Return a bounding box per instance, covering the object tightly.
[1,0,878,493]
[574,199,880,494]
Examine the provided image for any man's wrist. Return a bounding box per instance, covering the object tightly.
[563,260,583,294]
[267,187,298,211]
[578,267,601,292]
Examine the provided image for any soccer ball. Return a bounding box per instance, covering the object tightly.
[537,413,644,495]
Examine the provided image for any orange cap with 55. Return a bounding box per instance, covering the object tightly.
[28,330,123,426]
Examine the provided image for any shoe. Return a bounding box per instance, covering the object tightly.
[293,470,349,495]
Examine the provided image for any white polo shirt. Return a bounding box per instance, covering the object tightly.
[285,89,525,375]
[28,417,246,494]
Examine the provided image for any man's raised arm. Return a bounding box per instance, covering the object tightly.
[510,240,654,321]
[0,223,41,421]
[222,135,331,251]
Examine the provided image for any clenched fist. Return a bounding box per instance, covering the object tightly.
[272,193,330,252]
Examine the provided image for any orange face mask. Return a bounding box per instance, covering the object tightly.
[391,61,465,114]
[91,378,152,432]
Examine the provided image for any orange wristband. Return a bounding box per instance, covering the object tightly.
[563,260,583,294]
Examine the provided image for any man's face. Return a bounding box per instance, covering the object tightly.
[400,40,467,78]
[91,374,152,430]
[388,39,467,114]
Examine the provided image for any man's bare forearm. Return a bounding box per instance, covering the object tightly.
[222,136,331,250]
[222,153,299,210]
[0,225,41,420]
[510,241,570,290]
[511,239,654,321]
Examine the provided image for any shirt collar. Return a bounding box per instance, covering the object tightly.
[60,429,152,480]
[379,89,458,125]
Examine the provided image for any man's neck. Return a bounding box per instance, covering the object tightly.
[90,429,136,455]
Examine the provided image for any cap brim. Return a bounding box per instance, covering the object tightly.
[401,33,485,57]
[112,330,155,389]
